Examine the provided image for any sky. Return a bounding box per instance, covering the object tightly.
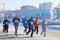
[0,0,60,10]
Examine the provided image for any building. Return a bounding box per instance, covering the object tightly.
[39,2,53,19]
[54,4,60,19]
[15,5,39,19]
[3,5,39,19]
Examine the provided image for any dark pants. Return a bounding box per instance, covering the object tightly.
[26,27,33,37]
[14,23,19,36]
[14,26,18,36]
[24,26,27,32]
[34,26,38,34]
[3,24,9,33]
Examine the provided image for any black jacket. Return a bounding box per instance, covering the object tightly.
[3,19,10,25]
[13,18,20,24]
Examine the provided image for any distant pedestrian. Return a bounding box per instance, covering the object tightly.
[40,18,48,37]
[3,17,10,35]
[22,17,27,33]
[26,17,34,37]
[34,17,39,34]
[12,15,20,36]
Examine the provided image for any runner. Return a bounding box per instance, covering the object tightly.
[22,17,28,33]
[40,17,48,37]
[3,17,10,35]
[34,17,39,34]
[26,17,34,37]
[12,15,20,36]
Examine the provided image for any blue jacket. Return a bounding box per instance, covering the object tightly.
[42,19,46,32]
[22,19,27,27]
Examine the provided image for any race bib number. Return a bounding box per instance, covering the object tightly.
[31,22,33,24]
[6,22,9,25]
[15,20,19,23]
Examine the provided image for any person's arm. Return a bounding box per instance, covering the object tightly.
[8,20,10,23]
[38,19,40,25]
[12,18,14,23]
[18,18,20,22]
[3,20,5,24]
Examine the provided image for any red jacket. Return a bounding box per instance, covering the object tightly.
[34,18,39,27]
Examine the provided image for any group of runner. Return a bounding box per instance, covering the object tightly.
[2,15,48,37]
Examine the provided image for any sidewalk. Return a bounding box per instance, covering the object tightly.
[0,23,60,40]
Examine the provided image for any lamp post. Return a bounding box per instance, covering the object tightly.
[0,3,5,23]
[2,3,5,17]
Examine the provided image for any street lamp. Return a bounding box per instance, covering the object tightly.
[2,3,6,17]
[0,3,5,23]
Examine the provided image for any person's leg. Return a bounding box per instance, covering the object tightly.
[44,31,46,37]
[30,28,33,37]
[3,25,5,33]
[15,26,18,36]
[41,32,43,35]
[3,25,8,35]
[41,29,44,35]
[24,26,27,32]
[25,26,27,32]
[5,25,9,36]
[36,27,38,34]
[15,26,16,35]
[34,27,36,32]
[44,27,46,37]
[6,25,9,33]
[4,25,7,33]
[26,27,31,35]
[24,26,26,31]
